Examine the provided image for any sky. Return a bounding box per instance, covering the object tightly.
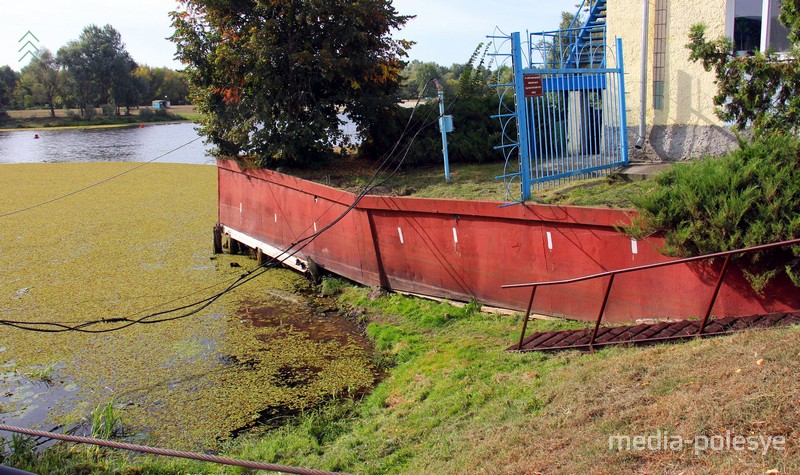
[1,0,572,71]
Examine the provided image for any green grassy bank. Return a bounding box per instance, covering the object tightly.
[8,282,798,474]
[2,163,797,474]
[287,159,652,206]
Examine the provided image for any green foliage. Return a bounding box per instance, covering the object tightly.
[133,65,190,104]
[358,94,504,166]
[100,103,115,117]
[400,60,447,99]
[24,363,56,384]
[90,400,124,440]
[0,434,37,468]
[57,24,139,118]
[629,134,800,290]
[686,3,800,135]
[320,276,347,297]
[456,43,492,98]
[170,0,412,167]
[0,65,19,109]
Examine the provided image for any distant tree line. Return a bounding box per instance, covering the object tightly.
[0,24,188,118]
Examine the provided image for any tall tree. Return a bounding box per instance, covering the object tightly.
[171,0,412,166]
[24,49,64,117]
[0,66,19,110]
[57,24,137,117]
[134,66,189,104]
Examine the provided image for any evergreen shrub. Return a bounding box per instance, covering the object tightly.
[629,134,800,291]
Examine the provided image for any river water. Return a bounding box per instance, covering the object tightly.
[0,122,214,165]
[0,121,374,450]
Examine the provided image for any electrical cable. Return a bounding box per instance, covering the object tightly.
[0,84,446,333]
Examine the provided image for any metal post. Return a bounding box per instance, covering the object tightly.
[512,32,532,201]
[517,285,538,351]
[616,38,630,164]
[589,274,615,349]
[435,80,451,183]
[698,254,732,335]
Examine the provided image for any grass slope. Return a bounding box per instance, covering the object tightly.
[216,286,797,475]
[3,163,795,475]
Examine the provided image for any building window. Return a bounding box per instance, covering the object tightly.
[729,0,790,53]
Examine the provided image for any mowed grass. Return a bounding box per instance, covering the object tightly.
[0,163,375,452]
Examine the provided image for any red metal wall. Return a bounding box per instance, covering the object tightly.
[218,160,800,323]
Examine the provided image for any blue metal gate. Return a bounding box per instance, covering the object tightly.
[490,24,628,203]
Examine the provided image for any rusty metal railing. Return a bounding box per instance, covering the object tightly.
[502,238,800,351]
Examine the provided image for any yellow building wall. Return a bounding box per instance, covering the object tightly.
[607,0,728,127]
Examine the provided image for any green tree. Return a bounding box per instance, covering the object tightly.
[171,0,412,166]
[0,66,19,110]
[134,66,189,105]
[24,49,64,117]
[686,3,800,136]
[57,24,138,118]
[399,60,445,99]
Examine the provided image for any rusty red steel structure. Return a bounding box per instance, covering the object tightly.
[505,311,800,352]
[503,238,800,351]
[217,160,800,323]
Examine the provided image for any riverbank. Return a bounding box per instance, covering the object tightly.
[0,163,376,451]
[3,163,798,474]
[0,105,199,131]
[7,280,798,474]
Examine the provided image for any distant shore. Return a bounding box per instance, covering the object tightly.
[0,104,199,131]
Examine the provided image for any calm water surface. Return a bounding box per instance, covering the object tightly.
[0,122,214,165]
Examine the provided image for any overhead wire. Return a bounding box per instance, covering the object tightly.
[0,136,203,218]
[0,80,451,333]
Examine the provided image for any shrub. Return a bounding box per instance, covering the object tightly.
[358,95,504,167]
[628,134,800,291]
[100,103,115,117]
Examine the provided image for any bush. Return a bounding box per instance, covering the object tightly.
[101,103,115,117]
[358,95,504,167]
[628,134,800,291]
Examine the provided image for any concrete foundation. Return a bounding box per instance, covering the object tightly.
[629,124,738,162]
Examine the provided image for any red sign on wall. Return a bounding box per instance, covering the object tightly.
[523,74,543,98]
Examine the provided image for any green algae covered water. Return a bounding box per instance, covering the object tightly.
[0,162,376,450]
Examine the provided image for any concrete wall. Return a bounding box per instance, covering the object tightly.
[608,0,737,160]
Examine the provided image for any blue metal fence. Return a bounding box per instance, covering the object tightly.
[490,30,628,203]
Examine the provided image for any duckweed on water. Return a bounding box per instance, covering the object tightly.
[0,163,376,450]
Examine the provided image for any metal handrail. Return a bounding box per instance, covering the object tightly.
[502,237,800,351]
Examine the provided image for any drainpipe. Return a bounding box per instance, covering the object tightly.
[635,0,649,150]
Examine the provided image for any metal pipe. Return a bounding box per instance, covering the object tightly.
[517,285,538,350]
[635,0,649,150]
[589,274,615,349]
[698,254,732,335]
[503,238,800,290]
[434,79,451,183]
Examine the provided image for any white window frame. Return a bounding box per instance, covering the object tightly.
[725,0,789,53]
